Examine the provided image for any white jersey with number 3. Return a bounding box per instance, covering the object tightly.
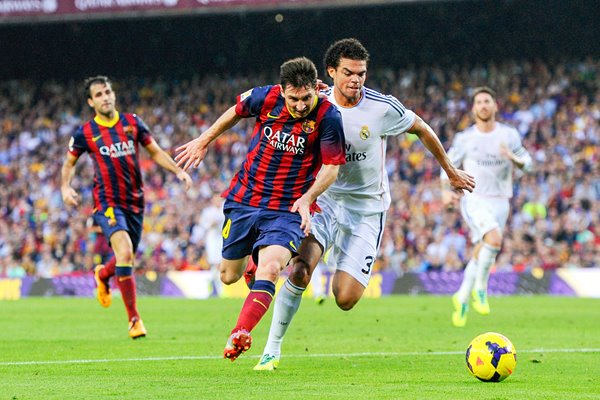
[326,87,416,213]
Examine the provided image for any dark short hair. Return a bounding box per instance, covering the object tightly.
[84,75,111,99]
[280,57,317,90]
[471,86,496,103]
[323,38,370,71]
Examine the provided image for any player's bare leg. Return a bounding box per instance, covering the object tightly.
[219,257,248,285]
[111,231,145,339]
[255,237,322,370]
[331,270,365,311]
[226,247,290,361]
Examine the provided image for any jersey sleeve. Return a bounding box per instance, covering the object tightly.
[319,106,346,165]
[235,86,272,118]
[441,131,467,180]
[68,126,88,157]
[134,114,154,146]
[381,94,416,136]
[509,127,533,172]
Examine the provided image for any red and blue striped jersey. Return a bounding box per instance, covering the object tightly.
[68,112,153,214]
[223,85,346,211]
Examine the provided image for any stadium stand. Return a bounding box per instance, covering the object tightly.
[0,58,598,280]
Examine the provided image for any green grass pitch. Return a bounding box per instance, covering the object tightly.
[1,295,599,399]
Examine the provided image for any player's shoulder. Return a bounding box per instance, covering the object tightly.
[496,121,520,136]
[120,112,137,121]
[363,87,408,115]
[73,119,92,137]
[454,125,477,141]
[249,84,278,98]
[317,96,340,116]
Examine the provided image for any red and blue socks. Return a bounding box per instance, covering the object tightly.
[232,280,276,334]
[115,266,139,322]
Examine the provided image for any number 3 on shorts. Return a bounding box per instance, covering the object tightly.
[362,256,374,274]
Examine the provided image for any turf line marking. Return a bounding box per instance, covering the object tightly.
[1,348,600,366]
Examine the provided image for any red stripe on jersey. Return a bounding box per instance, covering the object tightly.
[83,123,115,211]
[123,114,144,213]
[104,122,131,212]
[230,88,282,206]
[247,116,297,208]
[259,88,295,210]
[265,119,303,210]
[228,126,256,205]
[287,101,334,204]
[82,123,102,210]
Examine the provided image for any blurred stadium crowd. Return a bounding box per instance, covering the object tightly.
[0,58,599,279]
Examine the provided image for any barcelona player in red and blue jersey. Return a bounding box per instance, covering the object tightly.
[176,57,346,361]
[61,76,192,339]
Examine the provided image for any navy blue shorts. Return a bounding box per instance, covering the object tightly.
[93,207,143,252]
[221,200,304,262]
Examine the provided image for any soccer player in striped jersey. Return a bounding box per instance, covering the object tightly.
[61,76,192,339]
[175,57,346,361]
[443,87,533,327]
[254,38,475,370]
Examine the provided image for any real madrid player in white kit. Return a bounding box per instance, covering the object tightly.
[254,38,475,370]
[442,87,533,327]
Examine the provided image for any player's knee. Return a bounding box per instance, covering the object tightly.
[333,288,360,311]
[116,251,134,266]
[289,259,311,288]
[220,270,241,285]
[334,295,359,311]
[256,260,280,282]
[483,230,503,248]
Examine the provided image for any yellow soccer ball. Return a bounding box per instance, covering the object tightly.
[466,332,517,382]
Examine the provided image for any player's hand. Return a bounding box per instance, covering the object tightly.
[448,168,475,193]
[175,137,208,171]
[316,79,329,98]
[291,195,312,236]
[177,170,193,191]
[499,143,513,159]
[61,186,79,207]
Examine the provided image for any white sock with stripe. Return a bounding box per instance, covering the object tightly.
[261,279,305,358]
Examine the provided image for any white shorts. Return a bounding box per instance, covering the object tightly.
[311,193,385,287]
[460,193,509,244]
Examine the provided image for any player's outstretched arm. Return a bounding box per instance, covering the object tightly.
[175,106,242,171]
[61,153,80,207]
[408,115,475,193]
[499,143,533,172]
[144,139,192,191]
[291,163,340,236]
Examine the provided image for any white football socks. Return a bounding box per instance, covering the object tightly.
[261,279,305,358]
[311,263,325,299]
[474,242,500,293]
[456,258,478,304]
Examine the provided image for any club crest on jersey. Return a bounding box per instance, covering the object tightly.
[302,120,316,134]
[359,125,370,140]
[123,126,134,135]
